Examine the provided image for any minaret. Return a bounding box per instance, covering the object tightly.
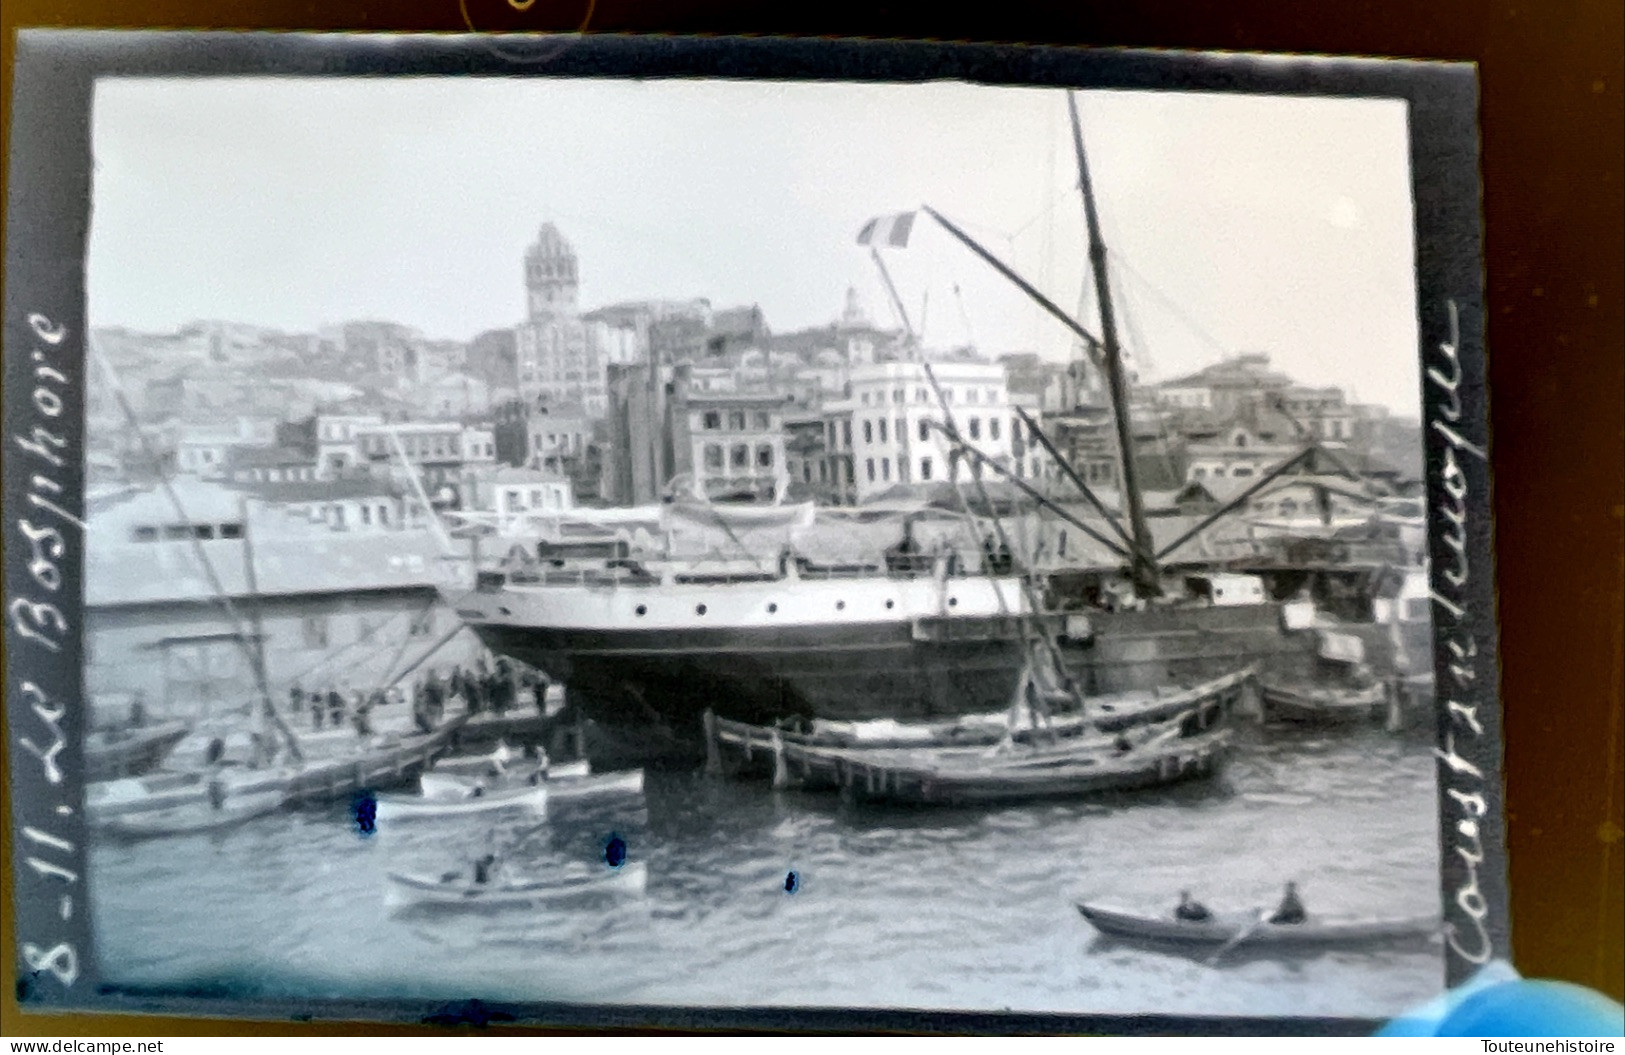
[839,285,869,331]
[524,223,580,321]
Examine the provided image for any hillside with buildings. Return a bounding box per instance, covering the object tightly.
[90,220,1421,531]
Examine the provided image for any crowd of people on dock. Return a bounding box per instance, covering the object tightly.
[286,656,548,737]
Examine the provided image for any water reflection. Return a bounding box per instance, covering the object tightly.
[91,725,1442,1017]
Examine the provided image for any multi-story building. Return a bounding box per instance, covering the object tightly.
[84,477,479,724]
[601,362,791,506]
[681,387,790,503]
[525,403,595,476]
[820,402,858,505]
[841,360,1015,502]
[173,418,279,479]
[354,421,496,508]
[783,412,834,502]
[464,466,576,529]
[514,223,602,416]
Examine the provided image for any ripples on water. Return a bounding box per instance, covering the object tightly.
[91,725,1443,1019]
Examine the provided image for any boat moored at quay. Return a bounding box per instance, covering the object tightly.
[448,91,1409,763]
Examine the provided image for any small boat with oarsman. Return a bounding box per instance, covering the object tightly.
[97,785,287,843]
[419,761,641,802]
[373,779,548,822]
[384,860,648,911]
[1076,899,1443,952]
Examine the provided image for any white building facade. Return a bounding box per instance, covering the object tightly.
[845,361,1015,501]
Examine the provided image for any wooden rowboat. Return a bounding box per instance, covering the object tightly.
[374,782,547,822]
[98,789,287,842]
[711,667,1250,786]
[1076,902,1442,947]
[384,861,648,910]
[88,770,209,820]
[86,721,191,782]
[1259,680,1386,724]
[548,768,643,800]
[420,765,639,802]
[755,722,1232,806]
[801,667,1252,747]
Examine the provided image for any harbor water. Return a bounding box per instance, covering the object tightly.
[90,724,1443,1020]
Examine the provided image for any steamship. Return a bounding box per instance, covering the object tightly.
[449,93,1374,757]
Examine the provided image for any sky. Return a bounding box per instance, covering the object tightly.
[88,77,1421,414]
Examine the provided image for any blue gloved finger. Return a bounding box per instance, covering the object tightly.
[1376,960,1523,1036]
[1436,980,1625,1038]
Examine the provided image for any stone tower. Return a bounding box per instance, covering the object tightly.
[524,222,579,321]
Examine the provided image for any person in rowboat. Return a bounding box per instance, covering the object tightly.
[1269,881,1307,924]
[1174,890,1212,922]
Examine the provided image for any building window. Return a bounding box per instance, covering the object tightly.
[506,488,523,507]
[756,444,774,469]
[843,421,853,448]
[863,420,874,444]
[1232,466,1255,478]
[704,444,724,470]
[881,458,891,481]
[731,444,750,469]
[878,419,888,443]
[360,505,372,525]
[703,410,721,430]
[920,456,933,481]
[754,412,772,430]
[531,489,544,505]
[379,505,390,525]
[302,615,330,649]
[916,388,929,403]
[919,418,931,442]
[896,418,905,445]
[728,411,747,430]
[989,417,1001,441]
[866,458,876,482]
[893,388,904,404]
[968,417,981,440]
[861,392,871,406]
[1193,467,1208,478]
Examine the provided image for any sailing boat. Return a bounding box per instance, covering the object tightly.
[448,91,1288,762]
[84,355,472,834]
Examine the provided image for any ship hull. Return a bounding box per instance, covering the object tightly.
[467,602,1307,762]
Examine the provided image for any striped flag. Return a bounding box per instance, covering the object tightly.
[856,211,917,248]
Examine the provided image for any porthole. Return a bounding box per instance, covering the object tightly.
[767,603,778,613]
[696,604,708,616]
[836,600,846,611]
[635,604,647,616]
[948,597,959,607]
[885,600,895,609]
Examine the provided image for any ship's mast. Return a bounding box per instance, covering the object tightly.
[1067,91,1161,600]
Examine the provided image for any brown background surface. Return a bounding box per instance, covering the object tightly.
[3,0,1622,1036]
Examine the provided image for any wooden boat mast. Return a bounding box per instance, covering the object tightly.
[1066,91,1162,599]
[89,340,304,762]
